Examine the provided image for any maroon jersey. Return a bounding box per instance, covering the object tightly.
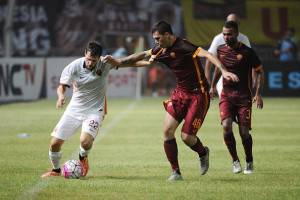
[217,42,261,96]
[152,37,209,93]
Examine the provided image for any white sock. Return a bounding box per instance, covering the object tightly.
[49,150,62,169]
[79,145,91,158]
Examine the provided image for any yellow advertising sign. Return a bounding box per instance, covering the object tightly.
[182,0,300,46]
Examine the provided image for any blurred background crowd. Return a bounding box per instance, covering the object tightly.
[0,0,299,100]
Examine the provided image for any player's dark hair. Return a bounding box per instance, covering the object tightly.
[85,41,102,57]
[151,20,173,35]
[224,20,239,33]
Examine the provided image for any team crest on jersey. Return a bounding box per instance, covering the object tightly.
[170,52,176,58]
[237,54,243,60]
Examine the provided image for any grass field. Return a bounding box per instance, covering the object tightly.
[0,97,300,200]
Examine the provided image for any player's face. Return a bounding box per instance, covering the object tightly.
[223,27,238,47]
[152,31,171,48]
[84,51,100,70]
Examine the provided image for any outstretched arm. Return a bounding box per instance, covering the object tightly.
[104,51,152,68]
[252,66,264,109]
[197,48,239,82]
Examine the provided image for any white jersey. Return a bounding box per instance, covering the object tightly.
[60,57,115,118]
[208,32,251,55]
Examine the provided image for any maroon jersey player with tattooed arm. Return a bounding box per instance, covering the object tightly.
[210,21,264,174]
[105,21,238,181]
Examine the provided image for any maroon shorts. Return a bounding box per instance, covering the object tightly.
[163,88,210,135]
[219,92,252,128]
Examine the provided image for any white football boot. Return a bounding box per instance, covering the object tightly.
[232,160,242,174]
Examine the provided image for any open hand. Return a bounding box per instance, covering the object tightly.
[209,87,217,99]
[102,55,120,66]
[222,71,239,82]
[56,97,66,109]
[252,94,263,109]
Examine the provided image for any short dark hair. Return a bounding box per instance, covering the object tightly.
[85,41,102,57]
[224,20,239,33]
[151,20,173,35]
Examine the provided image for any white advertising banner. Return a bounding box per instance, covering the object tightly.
[107,68,137,98]
[0,58,46,102]
[46,57,77,98]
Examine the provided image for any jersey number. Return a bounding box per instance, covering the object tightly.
[89,120,99,130]
[192,118,202,129]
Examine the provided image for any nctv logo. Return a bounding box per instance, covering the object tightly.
[0,63,36,96]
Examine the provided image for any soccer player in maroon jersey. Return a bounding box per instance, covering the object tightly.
[210,21,264,174]
[105,21,238,181]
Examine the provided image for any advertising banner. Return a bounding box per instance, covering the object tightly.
[263,61,300,96]
[0,58,46,102]
[0,0,61,57]
[107,68,137,98]
[46,57,76,98]
[181,0,300,46]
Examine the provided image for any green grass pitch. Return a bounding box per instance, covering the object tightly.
[0,97,299,200]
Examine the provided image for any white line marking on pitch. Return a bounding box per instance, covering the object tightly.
[18,100,138,200]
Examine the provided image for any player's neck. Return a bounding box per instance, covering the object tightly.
[228,41,239,49]
[169,35,177,47]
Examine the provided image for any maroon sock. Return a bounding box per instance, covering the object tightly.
[242,134,253,162]
[189,137,206,157]
[164,139,180,174]
[224,132,239,161]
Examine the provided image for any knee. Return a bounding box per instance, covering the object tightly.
[50,139,63,152]
[180,133,189,144]
[239,127,250,141]
[222,119,233,133]
[80,133,94,150]
[180,133,195,146]
[80,140,92,150]
[163,126,175,140]
[222,124,232,133]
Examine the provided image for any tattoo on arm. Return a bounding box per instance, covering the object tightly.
[119,51,149,65]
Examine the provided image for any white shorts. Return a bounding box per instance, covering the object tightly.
[216,77,223,98]
[51,112,104,140]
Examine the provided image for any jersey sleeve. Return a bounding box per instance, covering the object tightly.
[249,49,262,70]
[60,63,76,87]
[208,34,223,55]
[239,33,251,48]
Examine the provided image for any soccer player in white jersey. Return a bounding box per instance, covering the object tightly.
[41,41,117,178]
[205,13,251,97]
